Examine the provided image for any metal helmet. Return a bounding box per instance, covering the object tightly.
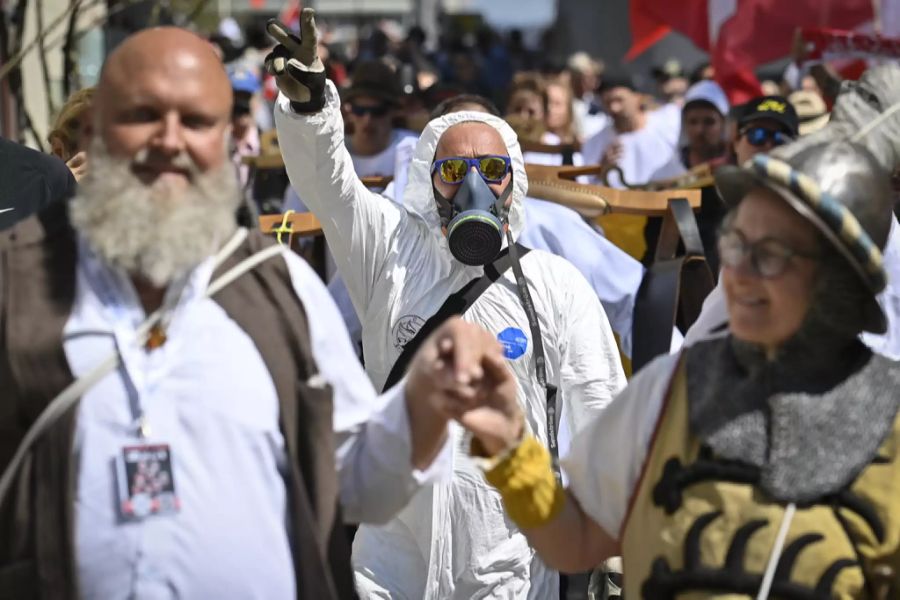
[715,140,892,333]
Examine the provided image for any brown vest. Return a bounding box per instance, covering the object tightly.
[0,203,356,600]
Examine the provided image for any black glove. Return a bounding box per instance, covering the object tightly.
[264,9,327,113]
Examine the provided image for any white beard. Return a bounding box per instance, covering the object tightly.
[70,139,240,288]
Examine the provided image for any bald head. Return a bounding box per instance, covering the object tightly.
[435,121,507,161]
[100,28,229,94]
[92,27,233,186]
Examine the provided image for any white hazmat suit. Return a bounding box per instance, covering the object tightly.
[275,82,626,599]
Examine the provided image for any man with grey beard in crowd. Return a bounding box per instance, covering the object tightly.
[0,27,517,600]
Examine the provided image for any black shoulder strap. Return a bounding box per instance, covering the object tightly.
[505,233,561,483]
[632,197,714,371]
[382,243,530,393]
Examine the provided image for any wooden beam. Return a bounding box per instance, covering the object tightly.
[525,163,702,217]
[258,212,323,238]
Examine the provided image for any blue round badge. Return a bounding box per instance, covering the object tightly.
[497,327,528,360]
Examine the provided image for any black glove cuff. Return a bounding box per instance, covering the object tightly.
[288,69,327,114]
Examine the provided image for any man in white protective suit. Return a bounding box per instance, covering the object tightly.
[267,11,626,599]
[392,94,648,359]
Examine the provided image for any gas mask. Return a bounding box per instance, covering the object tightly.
[434,169,513,266]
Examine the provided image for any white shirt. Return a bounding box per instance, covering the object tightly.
[347,129,418,194]
[70,234,450,599]
[581,109,684,189]
[572,98,609,141]
[562,352,681,538]
[648,103,683,149]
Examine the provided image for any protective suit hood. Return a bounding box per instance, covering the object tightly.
[401,111,528,245]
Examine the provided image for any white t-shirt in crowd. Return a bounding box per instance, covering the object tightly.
[648,103,682,148]
[573,97,610,142]
[581,108,684,189]
[347,128,418,192]
[284,128,417,212]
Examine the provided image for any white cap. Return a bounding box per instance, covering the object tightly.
[683,80,729,117]
[218,17,244,46]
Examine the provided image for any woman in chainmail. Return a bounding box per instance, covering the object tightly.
[453,67,900,597]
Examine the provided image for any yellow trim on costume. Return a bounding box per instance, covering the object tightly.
[840,210,861,243]
[484,436,566,529]
[796,174,819,207]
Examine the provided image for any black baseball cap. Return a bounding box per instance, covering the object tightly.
[737,95,799,138]
[343,60,403,107]
[598,73,637,93]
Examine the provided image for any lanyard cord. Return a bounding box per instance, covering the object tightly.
[506,229,561,481]
[0,228,284,510]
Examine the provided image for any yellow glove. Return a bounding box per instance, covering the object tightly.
[481,435,565,529]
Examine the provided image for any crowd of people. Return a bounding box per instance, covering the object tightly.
[2,6,900,599]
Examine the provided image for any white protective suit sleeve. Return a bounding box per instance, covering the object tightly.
[275,84,404,322]
[283,249,451,524]
[561,352,681,537]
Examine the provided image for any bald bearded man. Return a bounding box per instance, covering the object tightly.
[0,27,516,600]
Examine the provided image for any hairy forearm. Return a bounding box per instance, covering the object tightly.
[407,401,449,470]
[524,490,619,573]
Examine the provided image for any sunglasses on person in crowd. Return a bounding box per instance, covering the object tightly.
[350,104,391,117]
[718,228,819,278]
[741,126,794,148]
[431,156,512,185]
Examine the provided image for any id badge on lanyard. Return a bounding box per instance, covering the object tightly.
[115,408,181,520]
[116,441,180,520]
[112,369,182,521]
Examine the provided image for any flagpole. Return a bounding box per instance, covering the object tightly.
[873,0,883,35]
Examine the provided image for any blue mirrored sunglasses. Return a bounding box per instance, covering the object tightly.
[742,126,794,148]
[432,155,512,185]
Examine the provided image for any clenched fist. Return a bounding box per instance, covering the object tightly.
[404,317,521,468]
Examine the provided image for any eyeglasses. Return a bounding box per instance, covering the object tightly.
[718,229,819,278]
[432,156,512,185]
[741,126,793,148]
[350,104,391,118]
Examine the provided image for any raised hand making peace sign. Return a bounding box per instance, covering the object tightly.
[265,9,327,112]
